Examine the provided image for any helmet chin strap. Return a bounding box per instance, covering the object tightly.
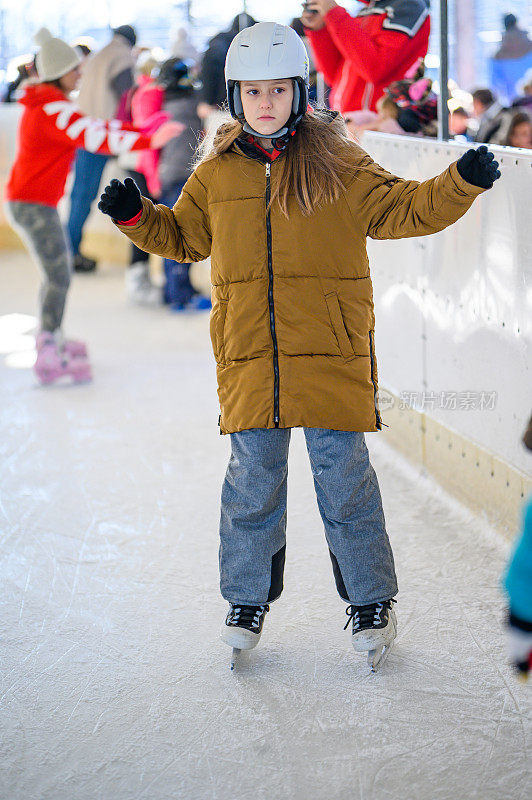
[242,120,289,139]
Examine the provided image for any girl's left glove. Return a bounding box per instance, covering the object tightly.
[457,145,501,189]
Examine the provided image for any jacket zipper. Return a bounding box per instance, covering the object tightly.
[368,330,382,430]
[265,161,280,427]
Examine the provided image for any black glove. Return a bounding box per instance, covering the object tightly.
[98,177,142,220]
[456,145,501,189]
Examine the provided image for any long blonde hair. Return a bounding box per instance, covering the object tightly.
[194,109,363,218]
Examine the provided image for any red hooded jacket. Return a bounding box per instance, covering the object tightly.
[306,0,430,113]
[6,84,156,208]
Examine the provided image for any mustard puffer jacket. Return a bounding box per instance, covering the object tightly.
[116,138,485,434]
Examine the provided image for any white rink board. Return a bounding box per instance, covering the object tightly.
[362,133,532,476]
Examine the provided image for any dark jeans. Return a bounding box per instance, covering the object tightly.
[160,185,194,307]
[67,150,109,256]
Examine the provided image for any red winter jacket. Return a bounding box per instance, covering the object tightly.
[6,84,155,208]
[306,1,430,113]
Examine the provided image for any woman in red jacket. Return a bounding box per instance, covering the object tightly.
[302,0,430,113]
[4,28,181,384]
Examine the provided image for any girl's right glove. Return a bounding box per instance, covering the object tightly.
[98,177,142,221]
[456,145,501,189]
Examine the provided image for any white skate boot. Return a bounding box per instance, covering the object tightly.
[220,604,269,670]
[126,262,160,305]
[344,599,397,672]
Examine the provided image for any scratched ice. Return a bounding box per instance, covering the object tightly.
[0,252,530,800]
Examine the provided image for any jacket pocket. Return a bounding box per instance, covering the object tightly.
[210,298,228,364]
[324,292,355,359]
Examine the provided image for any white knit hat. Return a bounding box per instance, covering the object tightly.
[34,27,81,81]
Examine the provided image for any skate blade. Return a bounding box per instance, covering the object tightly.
[230,648,241,671]
[368,642,392,673]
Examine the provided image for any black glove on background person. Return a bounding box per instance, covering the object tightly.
[98,177,142,221]
[457,145,501,189]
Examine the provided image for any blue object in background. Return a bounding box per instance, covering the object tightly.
[502,497,532,624]
[490,51,532,105]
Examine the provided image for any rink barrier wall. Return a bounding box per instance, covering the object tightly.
[378,390,531,538]
[361,132,532,539]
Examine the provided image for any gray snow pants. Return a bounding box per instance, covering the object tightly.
[6,201,72,333]
[219,427,398,607]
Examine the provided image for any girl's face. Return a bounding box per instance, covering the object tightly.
[59,66,81,94]
[240,79,294,137]
[509,121,532,149]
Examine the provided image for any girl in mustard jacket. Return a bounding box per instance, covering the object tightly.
[99,23,501,671]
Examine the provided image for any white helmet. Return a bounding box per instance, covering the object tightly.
[225,22,310,143]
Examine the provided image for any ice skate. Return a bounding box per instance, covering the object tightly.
[55,330,88,359]
[220,604,269,670]
[34,332,92,385]
[126,262,160,305]
[344,599,397,672]
[170,294,212,313]
[73,253,97,273]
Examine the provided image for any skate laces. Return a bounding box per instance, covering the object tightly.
[344,599,396,631]
[227,604,269,630]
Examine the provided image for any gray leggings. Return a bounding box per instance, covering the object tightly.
[6,201,72,333]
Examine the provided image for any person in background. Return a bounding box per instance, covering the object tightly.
[344,95,404,140]
[301,0,430,113]
[67,25,138,273]
[383,76,438,137]
[511,68,532,113]
[449,107,471,140]
[196,13,256,124]
[290,17,319,104]
[470,88,509,144]
[502,415,532,681]
[345,59,435,139]
[2,57,37,103]
[157,58,210,311]
[490,13,532,106]
[4,28,181,385]
[504,111,532,149]
[119,51,167,304]
[73,43,92,61]
[169,26,200,66]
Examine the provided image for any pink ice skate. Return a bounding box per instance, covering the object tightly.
[61,338,88,358]
[34,332,92,385]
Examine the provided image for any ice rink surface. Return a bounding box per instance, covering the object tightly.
[1,252,530,800]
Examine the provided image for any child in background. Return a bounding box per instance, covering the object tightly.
[117,51,167,305]
[344,95,404,140]
[98,23,500,670]
[156,58,210,311]
[4,28,181,384]
[502,414,532,681]
[504,111,532,149]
